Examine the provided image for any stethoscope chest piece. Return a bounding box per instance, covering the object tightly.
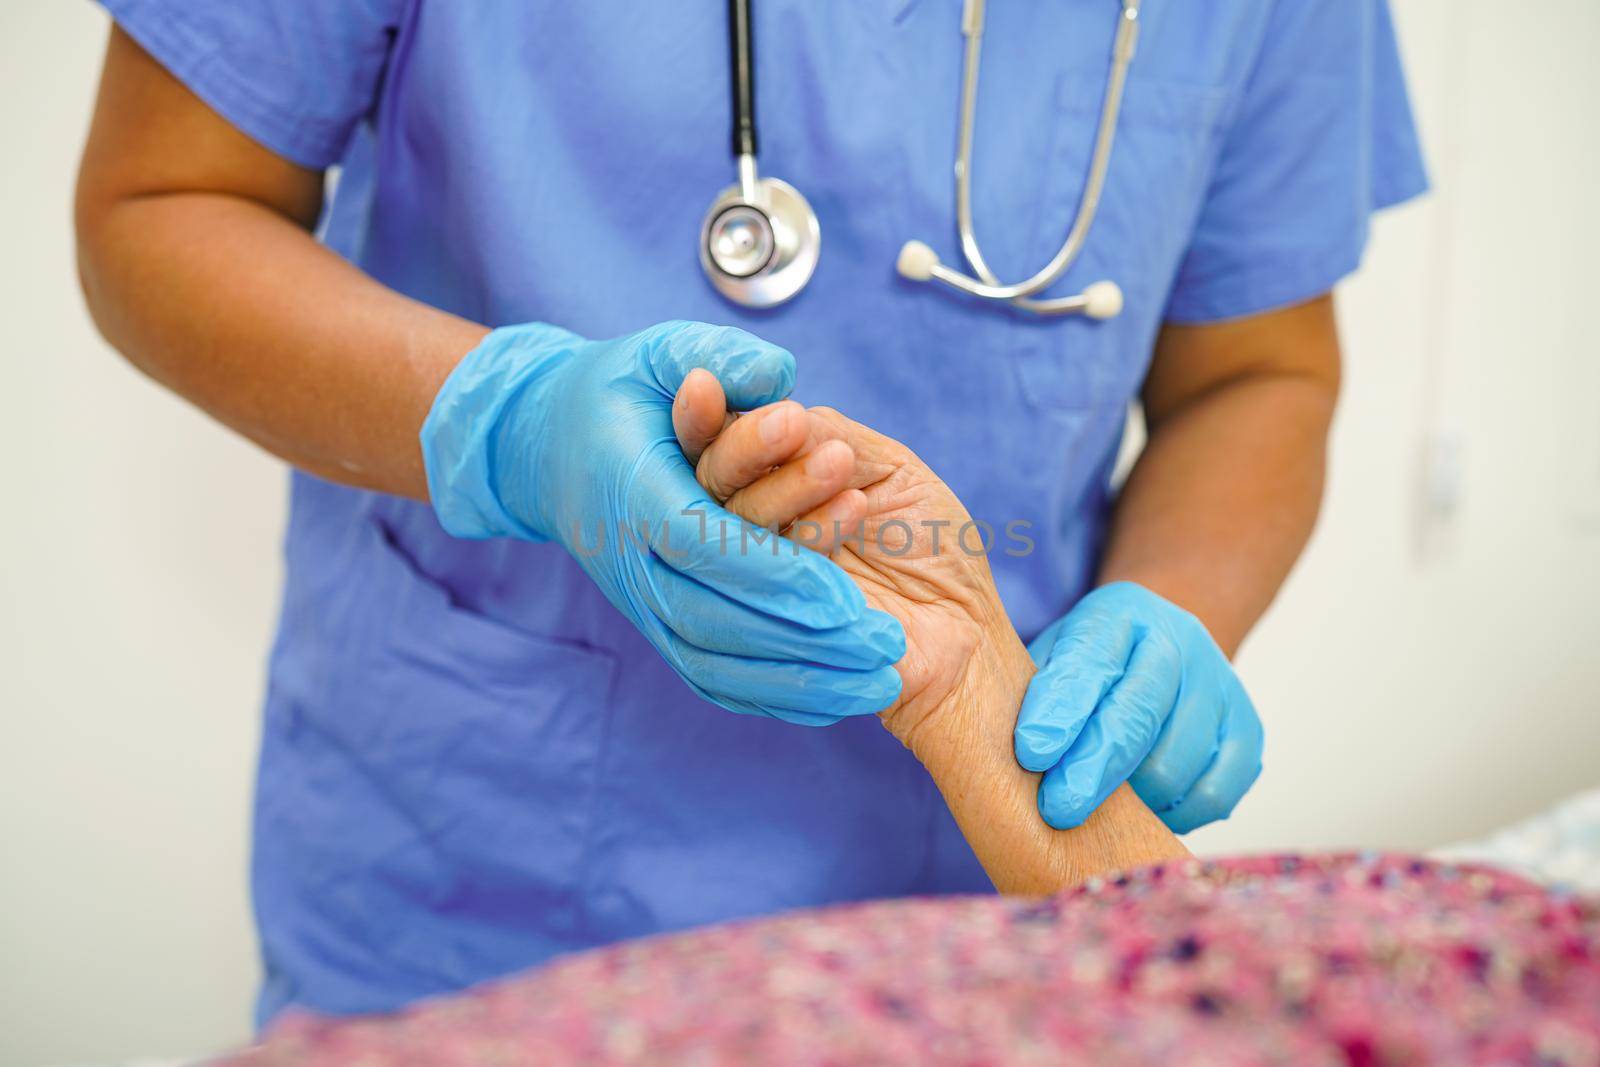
[700,174,819,309]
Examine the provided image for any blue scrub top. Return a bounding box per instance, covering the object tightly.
[102,0,1426,1027]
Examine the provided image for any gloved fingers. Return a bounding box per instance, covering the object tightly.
[656,501,868,630]
[672,676,846,727]
[657,628,903,720]
[1031,633,1180,829]
[642,321,797,410]
[708,694,849,728]
[1024,614,1068,669]
[1015,674,1094,774]
[672,368,733,464]
[1013,606,1139,772]
[1128,682,1224,814]
[639,553,904,669]
[1036,717,1124,830]
[1157,699,1264,834]
[760,708,851,728]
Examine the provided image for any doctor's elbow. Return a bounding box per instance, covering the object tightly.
[71,145,149,369]
[72,188,121,358]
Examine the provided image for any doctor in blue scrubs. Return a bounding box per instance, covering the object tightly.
[75,0,1426,1026]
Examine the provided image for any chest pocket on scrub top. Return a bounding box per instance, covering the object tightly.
[1012,73,1232,413]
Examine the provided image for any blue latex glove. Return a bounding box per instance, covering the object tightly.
[1014,582,1264,833]
[421,320,905,725]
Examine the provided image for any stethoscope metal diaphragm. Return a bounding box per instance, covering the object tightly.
[699,168,819,309]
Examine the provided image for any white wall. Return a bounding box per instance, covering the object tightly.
[1,5,279,1063]
[2,1,1596,1063]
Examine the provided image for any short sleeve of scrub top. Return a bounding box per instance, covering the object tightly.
[96,0,402,170]
[1164,0,1429,324]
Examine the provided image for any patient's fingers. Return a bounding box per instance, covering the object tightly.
[673,368,732,464]
[782,489,870,555]
[695,400,809,502]
[802,406,914,489]
[689,401,893,555]
[724,438,856,532]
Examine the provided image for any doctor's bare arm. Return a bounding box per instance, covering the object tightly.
[74,28,487,499]
[1097,295,1342,656]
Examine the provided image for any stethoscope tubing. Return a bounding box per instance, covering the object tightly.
[949,0,1140,311]
[728,0,758,161]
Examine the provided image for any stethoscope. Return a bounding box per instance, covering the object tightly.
[700,0,1140,318]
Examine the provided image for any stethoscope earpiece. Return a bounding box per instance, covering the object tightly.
[1080,281,1125,321]
[895,240,940,283]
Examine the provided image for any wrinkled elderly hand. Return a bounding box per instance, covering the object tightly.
[672,371,1013,749]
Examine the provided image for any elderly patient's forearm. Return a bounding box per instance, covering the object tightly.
[903,631,1189,896]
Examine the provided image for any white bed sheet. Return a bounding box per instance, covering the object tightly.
[1434,787,1600,893]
